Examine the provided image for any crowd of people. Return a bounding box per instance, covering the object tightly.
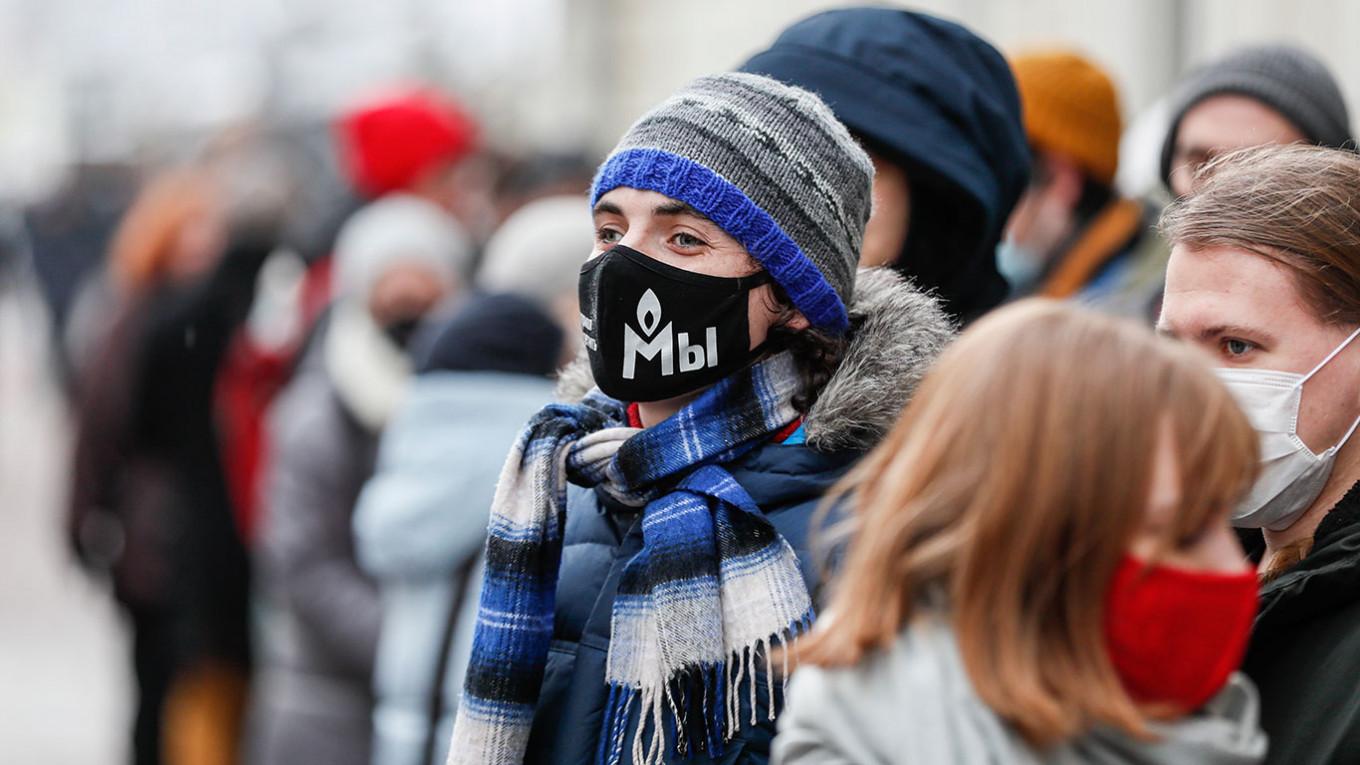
[25,5,1360,765]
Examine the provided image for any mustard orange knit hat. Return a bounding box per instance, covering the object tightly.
[1011,50,1122,186]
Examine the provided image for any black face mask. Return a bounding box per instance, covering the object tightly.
[579,244,772,402]
[382,316,422,350]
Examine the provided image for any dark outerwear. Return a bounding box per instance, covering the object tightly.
[71,237,271,636]
[131,237,272,667]
[521,269,955,764]
[67,235,271,765]
[742,7,1030,323]
[1242,479,1360,764]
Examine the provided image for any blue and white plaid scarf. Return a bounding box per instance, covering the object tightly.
[448,352,815,765]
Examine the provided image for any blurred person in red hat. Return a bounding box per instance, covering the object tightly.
[336,89,477,200]
[335,88,494,239]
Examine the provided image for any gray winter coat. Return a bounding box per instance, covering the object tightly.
[354,371,555,765]
[250,336,386,765]
[773,615,1268,765]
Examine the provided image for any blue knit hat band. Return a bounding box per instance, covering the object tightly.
[591,147,850,334]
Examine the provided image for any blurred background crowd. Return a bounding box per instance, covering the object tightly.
[2,0,1359,763]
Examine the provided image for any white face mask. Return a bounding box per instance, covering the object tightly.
[1215,326,1360,530]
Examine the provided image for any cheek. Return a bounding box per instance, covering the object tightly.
[1030,190,1072,240]
[369,270,451,322]
[1004,192,1039,241]
[1298,354,1360,450]
[859,169,910,267]
[1169,166,1194,199]
[745,286,780,349]
[1169,521,1250,574]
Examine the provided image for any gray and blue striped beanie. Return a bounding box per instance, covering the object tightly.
[591,72,873,334]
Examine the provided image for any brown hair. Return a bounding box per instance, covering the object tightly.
[1160,143,1360,326]
[795,300,1259,748]
[109,168,219,294]
[749,257,849,416]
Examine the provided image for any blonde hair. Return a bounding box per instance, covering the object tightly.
[1161,143,1360,326]
[795,300,1259,747]
[109,168,219,294]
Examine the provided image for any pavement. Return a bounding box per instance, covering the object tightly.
[0,281,131,764]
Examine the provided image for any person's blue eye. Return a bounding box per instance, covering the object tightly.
[596,226,622,245]
[1223,338,1255,358]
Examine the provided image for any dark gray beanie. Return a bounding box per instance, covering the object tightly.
[591,72,873,334]
[1160,45,1353,189]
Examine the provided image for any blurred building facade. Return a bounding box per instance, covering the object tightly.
[0,0,1357,205]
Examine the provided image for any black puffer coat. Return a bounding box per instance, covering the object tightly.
[1242,479,1360,764]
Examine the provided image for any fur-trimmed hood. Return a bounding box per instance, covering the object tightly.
[556,267,955,452]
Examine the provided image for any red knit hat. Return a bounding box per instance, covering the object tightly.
[336,89,477,197]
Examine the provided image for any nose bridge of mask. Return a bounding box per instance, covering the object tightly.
[605,244,772,291]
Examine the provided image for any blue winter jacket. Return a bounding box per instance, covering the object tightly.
[525,441,857,765]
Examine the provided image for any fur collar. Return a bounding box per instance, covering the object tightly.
[555,267,955,452]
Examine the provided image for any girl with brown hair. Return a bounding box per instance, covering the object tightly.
[773,300,1268,764]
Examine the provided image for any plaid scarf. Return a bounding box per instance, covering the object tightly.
[448,352,815,765]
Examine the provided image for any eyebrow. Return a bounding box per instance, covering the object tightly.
[592,198,708,218]
[1174,144,1215,159]
[592,200,622,217]
[1199,323,1277,345]
[652,201,704,218]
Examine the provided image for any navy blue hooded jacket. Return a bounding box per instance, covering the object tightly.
[520,270,955,764]
[742,7,1030,323]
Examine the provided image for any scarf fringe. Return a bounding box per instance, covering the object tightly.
[600,612,813,765]
[455,355,813,765]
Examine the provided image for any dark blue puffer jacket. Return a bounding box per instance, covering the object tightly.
[521,269,955,764]
[742,7,1031,323]
[525,443,856,765]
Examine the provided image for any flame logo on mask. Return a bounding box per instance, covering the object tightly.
[636,289,662,337]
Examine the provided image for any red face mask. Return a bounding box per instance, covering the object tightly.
[1104,553,1259,712]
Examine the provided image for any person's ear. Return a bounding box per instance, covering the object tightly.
[783,311,810,331]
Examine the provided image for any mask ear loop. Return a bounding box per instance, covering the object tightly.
[1301,325,1360,383]
[1333,410,1360,456]
[1300,325,1360,454]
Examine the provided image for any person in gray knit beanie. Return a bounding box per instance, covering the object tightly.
[446,71,953,765]
[1161,44,1353,195]
[591,71,874,334]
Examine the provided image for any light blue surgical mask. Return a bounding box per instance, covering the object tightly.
[996,239,1044,295]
